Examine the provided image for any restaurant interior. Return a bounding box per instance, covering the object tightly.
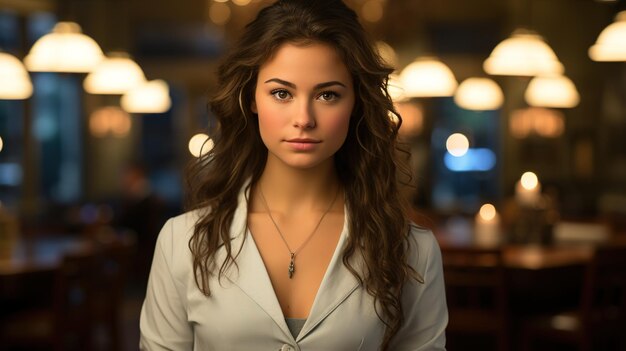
[1,0,626,350]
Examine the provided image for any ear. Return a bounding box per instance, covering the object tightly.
[251,100,258,114]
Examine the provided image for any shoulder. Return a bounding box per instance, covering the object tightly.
[406,222,443,280]
[154,209,204,264]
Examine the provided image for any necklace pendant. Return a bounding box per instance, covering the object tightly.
[288,253,295,279]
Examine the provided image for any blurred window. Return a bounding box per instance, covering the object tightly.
[430,98,501,213]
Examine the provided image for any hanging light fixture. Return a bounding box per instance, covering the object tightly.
[24,22,104,73]
[454,77,504,110]
[484,29,564,76]
[0,52,33,99]
[525,74,580,108]
[83,52,146,94]
[589,11,626,61]
[121,79,172,113]
[399,57,458,98]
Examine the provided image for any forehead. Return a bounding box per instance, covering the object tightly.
[257,42,352,85]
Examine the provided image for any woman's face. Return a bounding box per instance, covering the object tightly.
[252,42,355,171]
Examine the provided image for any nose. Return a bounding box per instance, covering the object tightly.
[293,100,316,129]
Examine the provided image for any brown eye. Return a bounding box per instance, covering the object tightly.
[318,91,339,102]
[271,89,291,100]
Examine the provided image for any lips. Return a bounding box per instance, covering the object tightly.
[284,138,321,151]
[285,138,321,143]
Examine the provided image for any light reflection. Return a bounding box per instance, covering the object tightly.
[189,133,213,157]
[510,107,565,138]
[89,106,132,138]
[520,171,539,190]
[478,203,497,221]
[209,2,231,25]
[444,148,496,172]
[446,133,469,157]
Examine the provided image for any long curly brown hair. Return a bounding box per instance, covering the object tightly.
[186,0,419,349]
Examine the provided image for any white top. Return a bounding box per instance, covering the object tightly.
[140,186,448,350]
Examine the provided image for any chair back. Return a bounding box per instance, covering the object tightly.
[90,233,135,351]
[53,251,96,351]
[580,245,626,350]
[442,246,509,351]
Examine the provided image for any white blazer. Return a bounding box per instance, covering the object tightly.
[140,187,448,350]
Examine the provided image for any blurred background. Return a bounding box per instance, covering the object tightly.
[0,0,625,350]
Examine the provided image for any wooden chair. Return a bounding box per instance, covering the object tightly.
[0,251,96,351]
[442,247,510,351]
[90,231,135,351]
[522,245,626,351]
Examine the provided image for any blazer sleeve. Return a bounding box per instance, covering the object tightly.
[140,218,194,350]
[390,229,448,350]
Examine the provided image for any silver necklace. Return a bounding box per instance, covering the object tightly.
[258,185,340,279]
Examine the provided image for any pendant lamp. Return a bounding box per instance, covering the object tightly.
[525,74,580,108]
[24,22,104,73]
[484,29,564,76]
[121,79,171,113]
[454,77,503,111]
[0,52,33,99]
[589,11,626,61]
[399,57,458,98]
[84,52,146,94]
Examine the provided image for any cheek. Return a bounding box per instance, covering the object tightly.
[256,102,288,146]
[325,108,352,143]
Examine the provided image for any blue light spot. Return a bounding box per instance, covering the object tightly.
[444,148,496,172]
[0,163,22,186]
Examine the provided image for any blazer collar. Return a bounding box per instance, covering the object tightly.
[224,184,360,342]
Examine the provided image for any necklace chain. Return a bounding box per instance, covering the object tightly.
[258,185,339,279]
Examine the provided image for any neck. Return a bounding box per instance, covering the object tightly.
[255,157,341,214]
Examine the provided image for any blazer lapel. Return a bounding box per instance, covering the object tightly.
[297,207,361,341]
[223,185,293,340]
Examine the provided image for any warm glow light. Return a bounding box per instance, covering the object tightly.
[510,107,565,138]
[387,74,407,102]
[121,79,171,113]
[209,2,231,25]
[525,74,580,108]
[232,0,252,5]
[589,11,626,61]
[0,136,3,152]
[394,102,423,136]
[520,171,539,190]
[24,22,104,73]
[376,41,397,68]
[84,52,146,94]
[361,0,384,23]
[0,52,33,99]
[454,77,503,110]
[189,133,213,157]
[484,29,564,76]
[478,203,497,221]
[400,57,458,97]
[446,133,470,157]
[89,106,132,138]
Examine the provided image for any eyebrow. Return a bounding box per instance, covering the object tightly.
[264,78,347,90]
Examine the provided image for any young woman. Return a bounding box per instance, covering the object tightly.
[140,1,448,350]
